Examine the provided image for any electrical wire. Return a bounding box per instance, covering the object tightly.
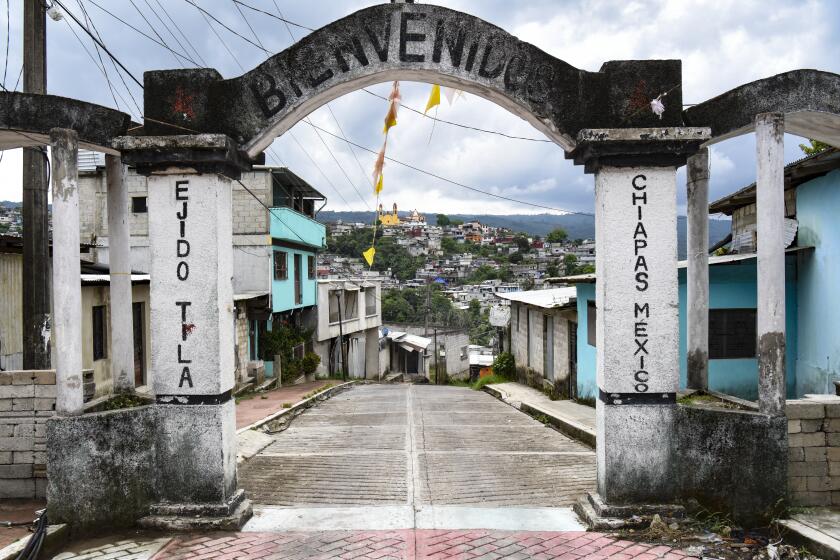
[127,0,187,68]
[3,0,9,90]
[151,0,208,67]
[51,0,143,87]
[82,0,198,67]
[306,122,593,216]
[75,2,121,112]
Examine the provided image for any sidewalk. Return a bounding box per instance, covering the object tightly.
[235,380,330,430]
[485,382,597,447]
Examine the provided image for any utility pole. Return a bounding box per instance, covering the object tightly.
[433,327,439,384]
[336,291,346,381]
[22,0,51,370]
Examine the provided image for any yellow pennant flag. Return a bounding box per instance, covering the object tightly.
[425,84,441,114]
[374,173,383,195]
[363,246,376,267]
[383,104,398,133]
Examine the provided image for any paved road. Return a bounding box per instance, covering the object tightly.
[238,384,596,529]
[45,385,703,559]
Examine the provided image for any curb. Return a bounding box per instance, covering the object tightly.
[236,380,357,435]
[777,519,840,560]
[482,385,597,448]
[0,524,68,560]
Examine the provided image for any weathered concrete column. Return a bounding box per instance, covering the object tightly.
[113,134,252,526]
[106,154,135,393]
[569,128,709,506]
[755,113,786,416]
[50,129,84,416]
[686,149,710,391]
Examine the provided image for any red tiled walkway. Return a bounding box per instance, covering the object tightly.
[153,530,698,560]
[235,380,331,429]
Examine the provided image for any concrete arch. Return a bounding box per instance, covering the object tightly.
[142,3,685,158]
[0,92,130,153]
[684,70,840,148]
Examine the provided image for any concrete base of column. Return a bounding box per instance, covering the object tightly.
[141,400,252,530]
[597,402,678,504]
[574,491,686,530]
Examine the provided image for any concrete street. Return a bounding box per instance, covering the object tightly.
[42,385,703,558]
[239,384,596,525]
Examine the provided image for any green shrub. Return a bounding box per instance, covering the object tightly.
[491,352,515,379]
[301,352,321,376]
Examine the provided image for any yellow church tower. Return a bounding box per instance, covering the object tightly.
[378,202,401,226]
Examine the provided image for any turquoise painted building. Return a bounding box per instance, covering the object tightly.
[251,169,327,378]
[269,169,326,315]
[571,149,840,401]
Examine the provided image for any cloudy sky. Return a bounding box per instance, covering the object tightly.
[1,0,839,216]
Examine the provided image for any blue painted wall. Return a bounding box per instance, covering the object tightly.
[795,169,840,394]
[271,248,317,313]
[575,283,598,400]
[575,258,799,401]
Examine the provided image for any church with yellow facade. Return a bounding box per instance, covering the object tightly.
[377,203,425,226]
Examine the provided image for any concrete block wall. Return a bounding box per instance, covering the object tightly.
[232,171,269,234]
[787,397,840,506]
[0,370,55,498]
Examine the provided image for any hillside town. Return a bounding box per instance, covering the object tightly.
[1,1,840,559]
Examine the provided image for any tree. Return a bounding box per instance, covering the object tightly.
[546,264,559,277]
[546,228,567,243]
[440,236,460,255]
[509,252,523,264]
[514,235,530,253]
[436,214,451,227]
[800,139,830,155]
[563,253,579,275]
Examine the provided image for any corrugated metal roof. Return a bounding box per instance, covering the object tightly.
[495,287,577,309]
[78,149,105,172]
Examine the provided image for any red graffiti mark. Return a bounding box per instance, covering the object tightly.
[172,86,195,120]
[626,79,649,116]
[182,323,197,338]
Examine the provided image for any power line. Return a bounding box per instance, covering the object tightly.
[151,0,208,67]
[76,1,121,112]
[52,0,143,87]
[360,89,552,143]
[181,0,266,53]
[233,0,314,32]
[127,0,188,68]
[75,0,144,117]
[2,0,9,90]
[307,122,593,216]
[83,0,199,67]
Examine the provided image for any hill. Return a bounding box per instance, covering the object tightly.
[317,211,731,259]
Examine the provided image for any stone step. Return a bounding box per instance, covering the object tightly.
[138,498,252,532]
[777,519,840,560]
[572,497,630,530]
[587,491,686,519]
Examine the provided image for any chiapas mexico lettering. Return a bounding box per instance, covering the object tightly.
[632,174,650,393]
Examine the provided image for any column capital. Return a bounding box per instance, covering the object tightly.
[112,133,262,179]
[567,127,711,174]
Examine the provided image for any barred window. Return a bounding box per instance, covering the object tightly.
[274,251,288,280]
[710,309,757,359]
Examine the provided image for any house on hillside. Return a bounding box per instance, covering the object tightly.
[564,148,840,401]
[497,287,578,397]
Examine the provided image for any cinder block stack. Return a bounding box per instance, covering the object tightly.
[0,370,55,499]
[787,397,840,506]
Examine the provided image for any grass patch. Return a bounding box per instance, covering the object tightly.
[471,374,510,391]
[282,402,292,408]
[93,394,150,412]
[677,392,745,410]
[302,382,336,400]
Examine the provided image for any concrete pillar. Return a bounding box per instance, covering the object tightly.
[686,149,710,391]
[50,129,84,416]
[106,155,135,393]
[594,166,680,503]
[755,113,786,416]
[147,170,237,503]
[568,127,710,507]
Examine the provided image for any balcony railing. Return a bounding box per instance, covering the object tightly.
[269,207,326,249]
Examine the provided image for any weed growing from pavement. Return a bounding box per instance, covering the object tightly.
[282,402,292,408]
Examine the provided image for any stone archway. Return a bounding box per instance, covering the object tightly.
[142,2,685,156]
[14,0,837,532]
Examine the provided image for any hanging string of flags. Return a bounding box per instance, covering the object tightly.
[362,82,464,267]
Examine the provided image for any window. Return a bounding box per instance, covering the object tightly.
[344,291,358,320]
[709,308,757,359]
[365,289,376,316]
[131,196,147,213]
[273,251,288,280]
[294,254,302,304]
[329,290,359,323]
[92,305,107,360]
[460,346,468,360]
[308,255,316,280]
[329,291,340,323]
[587,301,596,347]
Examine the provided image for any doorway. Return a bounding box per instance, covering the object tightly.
[132,302,145,387]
